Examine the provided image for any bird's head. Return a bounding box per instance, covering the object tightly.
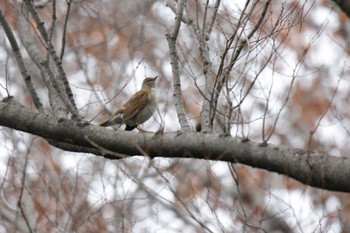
[142,76,158,89]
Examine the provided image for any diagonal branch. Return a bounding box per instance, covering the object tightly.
[0,10,44,112]
[23,0,81,119]
[17,4,68,117]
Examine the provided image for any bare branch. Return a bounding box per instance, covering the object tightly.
[212,0,271,129]
[166,0,191,24]
[187,3,216,133]
[0,10,44,112]
[41,59,80,115]
[60,0,72,61]
[48,0,56,43]
[17,5,69,117]
[205,0,220,36]
[18,140,35,233]
[1,98,349,193]
[23,0,81,119]
[166,0,192,131]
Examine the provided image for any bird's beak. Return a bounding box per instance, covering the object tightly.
[154,76,158,80]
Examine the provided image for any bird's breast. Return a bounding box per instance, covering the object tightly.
[136,90,157,124]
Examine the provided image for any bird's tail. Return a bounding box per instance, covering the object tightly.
[99,113,123,127]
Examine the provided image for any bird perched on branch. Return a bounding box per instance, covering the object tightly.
[99,76,158,131]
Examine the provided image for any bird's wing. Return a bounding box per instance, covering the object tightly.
[99,107,124,126]
[122,90,151,122]
[112,107,125,116]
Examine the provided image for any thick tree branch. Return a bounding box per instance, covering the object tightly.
[0,97,349,193]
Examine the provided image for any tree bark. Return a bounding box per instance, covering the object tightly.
[1,97,349,193]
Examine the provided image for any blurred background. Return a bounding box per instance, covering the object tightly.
[0,0,349,232]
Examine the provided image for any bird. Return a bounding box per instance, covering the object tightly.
[99,76,158,131]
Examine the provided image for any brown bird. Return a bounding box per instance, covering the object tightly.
[99,76,158,131]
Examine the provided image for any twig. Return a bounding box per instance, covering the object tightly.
[60,0,72,61]
[0,56,11,97]
[84,135,126,158]
[18,139,35,233]
[48,0,56,46]
[211,0,271,127]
